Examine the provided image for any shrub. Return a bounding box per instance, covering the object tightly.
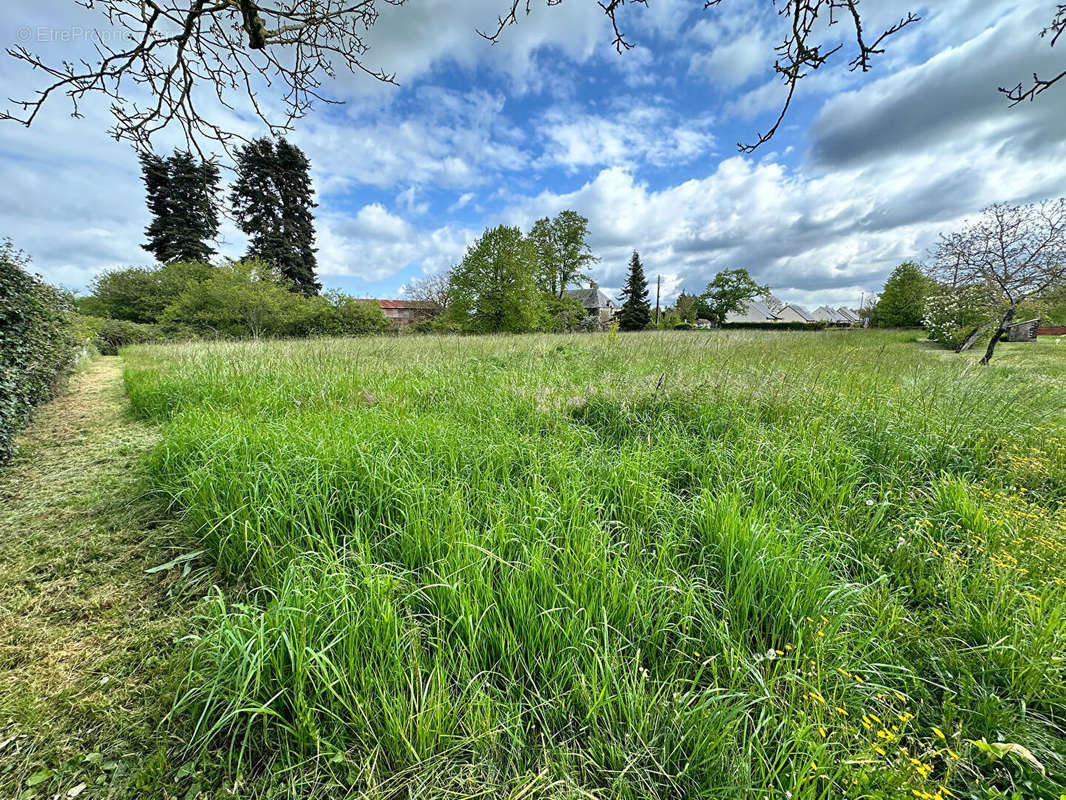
[91,317,161,355]
[0,241,80,463]
[673,321,693,330]
[299,292,389,336]
[160,261,308,338]
[84,261,215,323]
[542,295,588,333]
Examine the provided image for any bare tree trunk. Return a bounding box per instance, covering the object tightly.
[980,305,1015,365]
[956,322,992,352]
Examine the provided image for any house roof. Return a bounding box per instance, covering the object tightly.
[781,303,814,322]
[725,298,781,323]
[378,299,435,309]
[836,307,860,322]
[565,288,614,309]
[811,305,847,322]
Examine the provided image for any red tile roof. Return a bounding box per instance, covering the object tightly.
[377,299,434,309]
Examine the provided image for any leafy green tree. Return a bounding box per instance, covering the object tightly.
[139,149,220,264]
[529,211,597,298]
[447,226,543,333]
[617,251,650,331]
[231,137,320,296]
[161,260,306,338]
[1019,284,1066,325]
[874,262,936,327]
[696,268,768,325]
[82,261,215,323]
[674,291,697,323]
[542,294,588,333]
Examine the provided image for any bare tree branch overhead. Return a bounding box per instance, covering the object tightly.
[482,0,920,152]
[0,0,404,155]
[1000,4,1066,105]
[3,1,1064,154]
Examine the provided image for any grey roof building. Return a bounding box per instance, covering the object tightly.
[565,287,616,312]
[725,298,781,323]
[777,303,815,322]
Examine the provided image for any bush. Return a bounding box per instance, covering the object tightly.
[91,317,161,355]
[0,241,80,463]
[720,321,830,331]
[673,321,693,330]
[299,292,389,337]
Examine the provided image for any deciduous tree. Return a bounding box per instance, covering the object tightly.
[447,226,543,333]
[874,262,936,328]
[404,272,452,313]
[929,199,1066,364]
[696,269,769,326]
[529,211,597,299]
[1,0,400,152]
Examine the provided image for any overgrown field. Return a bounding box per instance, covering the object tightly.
[123,331,1066,799]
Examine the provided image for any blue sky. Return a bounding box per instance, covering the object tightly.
[2,0,1065,309]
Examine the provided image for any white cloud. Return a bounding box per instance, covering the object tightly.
[316,205,474,282]
[536,104,715,169]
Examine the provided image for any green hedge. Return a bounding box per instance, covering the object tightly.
[0,242,80,463]
[720,321,831,331]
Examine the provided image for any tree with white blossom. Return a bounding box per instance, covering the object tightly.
[928,199,1066,364]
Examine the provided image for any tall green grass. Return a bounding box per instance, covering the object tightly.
[124,331,1066,798]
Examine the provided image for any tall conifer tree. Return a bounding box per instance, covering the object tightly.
[231,136,320,296]
[617,250,651,331]
[140,149,220,263]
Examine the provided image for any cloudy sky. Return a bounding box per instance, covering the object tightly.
[1,0,1064,308]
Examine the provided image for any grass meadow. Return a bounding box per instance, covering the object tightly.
[122,330,1066,799]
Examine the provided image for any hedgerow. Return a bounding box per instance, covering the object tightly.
[721,320,831,331]
[0,241,81,463]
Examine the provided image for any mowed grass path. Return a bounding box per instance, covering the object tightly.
[0,358,208,799]
[123,331,1066,799]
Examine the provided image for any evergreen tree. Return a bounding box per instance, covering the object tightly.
[140,149,220,263]
[617,250,651,331]
[231,136,320,296]
[275,139,319,295]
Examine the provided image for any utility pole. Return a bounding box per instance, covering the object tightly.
[655,274,661,327]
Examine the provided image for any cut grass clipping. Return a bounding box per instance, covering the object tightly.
[123,331,1066,799]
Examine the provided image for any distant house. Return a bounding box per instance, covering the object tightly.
[811,305,844,323]
[376,299,436,327]
[777,303,815,323]
[836,307,860,324]
[725,298,781,323]
[565,288,617,326]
